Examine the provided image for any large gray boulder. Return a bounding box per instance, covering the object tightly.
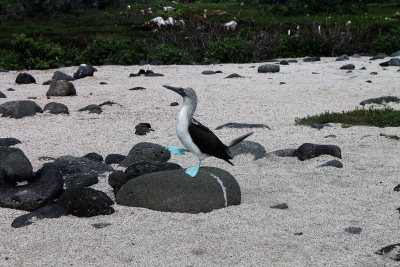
[46,80,76,97]
[380,58,400,67]
[258,64,280,73]
[73,64,97,79]
[116,167,241,213]
[0,147,33,182]
[15,73,36,84]
[0,100,42,119]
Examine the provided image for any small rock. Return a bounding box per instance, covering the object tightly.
[228,141,266,160]
[170,102,179,106]
[324,135,336,138]
[6,88,14,91]
[294,232,303,236]
[279,82,286,85]
[83,152,103,162]
[287,60,298,63]
[43,102,69,115]
[92,222,112,229]
[344,227,362,234]
[311,123,332,130]
[144,71,164,77]
[340,64,355,70]
[0,138,21,147]
[202,70,222,75]
[105,154,126,165]
[215,123,270,130]
[0,147,33,182]
[366,80,372,83]
[42,79,54,85]
[73,64,97,79]
[312,72,319,74]
[360,67,366,70]
[99,82,107,85]
[375,243,400,261]
[370,72,378,75]
[0,91,6,98]
[52,71,74,81]
[270,203,288,209]
[98,101,120,107]
[46,80,76,97]
[27,97,37,99]
[116,167,240,213]
[11,203,68,228]
[15,73,36,84]
[58,188,114,217]
[318,159,343,168]
[380,58,400,67]
[303,56,320,62]
[258,64,280,73]
[225,73,243,78]
[360,96,400,106]
[120,142,171,167]
[135,123,154,135]
[129,87,146,91]
[293,143,342,161]
[0,100,43,119]
[78,104,102,114]
[336,55,349,61]
[279,60,289,65]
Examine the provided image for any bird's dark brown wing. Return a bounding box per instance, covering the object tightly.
[189,119,233,165]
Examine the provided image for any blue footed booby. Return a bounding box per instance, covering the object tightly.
[164,85,254,177]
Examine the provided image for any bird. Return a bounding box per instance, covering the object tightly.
[164,85,254,177]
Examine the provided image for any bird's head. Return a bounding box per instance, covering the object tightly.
[163,85,197,100]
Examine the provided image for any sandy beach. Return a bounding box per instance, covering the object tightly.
[0,57,399,266]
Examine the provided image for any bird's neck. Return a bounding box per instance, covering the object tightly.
[177,99,196,129]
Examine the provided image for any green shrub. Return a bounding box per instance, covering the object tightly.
[10,34,77,69]
[295,107,400,128]
[148,44,191,65]
[82,37,148,65]
[270,0,367,16]
[279,35,309,57]
[205,37,253,64]
[372,27,400,54]
[0,50,20,70]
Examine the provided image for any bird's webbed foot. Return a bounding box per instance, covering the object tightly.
[167,144,188,156]
[185,160,202,177]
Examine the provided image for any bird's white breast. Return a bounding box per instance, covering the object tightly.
[176,106,206,160]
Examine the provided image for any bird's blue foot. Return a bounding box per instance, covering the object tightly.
[167,144,187,156]
[185,165,200,177]
[185,160,202,177]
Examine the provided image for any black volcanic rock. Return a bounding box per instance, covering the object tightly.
[11,203,68,228]
[58,188,114,217]
[15,73,36,84]
[293,143,342,161]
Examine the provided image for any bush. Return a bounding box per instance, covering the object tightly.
[82,37,148,65]
[148,44,191,65]
[279,35,309,57]
[0,50,20,69]
[10,34,78,69]
[372,27,400,54]
[205,37,253,64]
[270,0,367,16]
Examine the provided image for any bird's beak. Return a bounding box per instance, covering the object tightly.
[163,85,187,97]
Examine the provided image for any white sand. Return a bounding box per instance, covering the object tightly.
[0,57,399,266]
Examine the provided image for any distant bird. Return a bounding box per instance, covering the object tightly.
[224,18,237,31]
[164,85,253,177]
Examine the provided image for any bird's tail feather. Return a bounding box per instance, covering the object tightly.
[227,132,254,148]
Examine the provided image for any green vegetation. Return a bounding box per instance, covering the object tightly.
[295,108,400,128]
[205,37,253,63]
[0,1,399,69]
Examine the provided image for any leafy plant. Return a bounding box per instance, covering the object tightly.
[82,36,148,65]
[205,37,253,64]
[148,44,191,65]
[295,107,400,127]
[372,27,400,54]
